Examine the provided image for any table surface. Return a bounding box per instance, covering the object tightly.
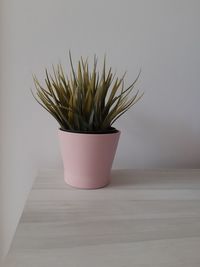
[4,169,200,267]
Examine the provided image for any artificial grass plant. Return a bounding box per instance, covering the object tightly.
[32,52,143,133]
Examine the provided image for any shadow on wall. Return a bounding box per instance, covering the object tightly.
[109,169,200,188]
[120,113,200,168]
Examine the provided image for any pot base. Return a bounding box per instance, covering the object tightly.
[64,175,110,189]
[64,172,111,189]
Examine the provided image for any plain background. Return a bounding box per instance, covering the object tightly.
[1,0,200,262]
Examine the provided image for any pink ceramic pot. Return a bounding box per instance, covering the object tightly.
[58,129,120,189]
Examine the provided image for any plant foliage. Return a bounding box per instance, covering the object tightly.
[32,52,143,132]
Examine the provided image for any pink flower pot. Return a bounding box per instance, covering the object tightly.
[58,129,120,189]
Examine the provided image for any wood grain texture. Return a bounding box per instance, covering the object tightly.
[3,169,200,267]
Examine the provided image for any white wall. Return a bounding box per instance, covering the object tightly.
[1,0,200,262]
[0,0,38,262]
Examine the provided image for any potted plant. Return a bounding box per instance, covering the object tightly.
[32,53,143,189]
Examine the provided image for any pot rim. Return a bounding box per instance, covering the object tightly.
[58,127,120,136]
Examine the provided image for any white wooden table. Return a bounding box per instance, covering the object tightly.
[4,169,200,267]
